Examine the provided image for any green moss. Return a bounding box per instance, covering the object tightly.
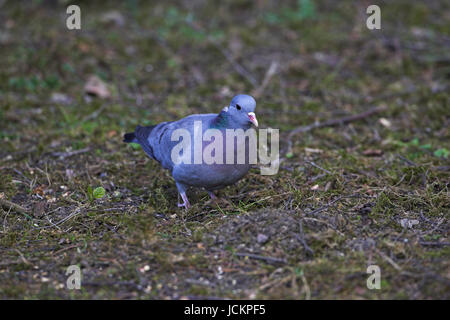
[0,0,448,300]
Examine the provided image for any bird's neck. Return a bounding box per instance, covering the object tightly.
[211,111,252,130]
[211,111,231,129]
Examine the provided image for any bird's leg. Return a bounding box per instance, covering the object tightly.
[176,182,191,209]
[177,192,191,209]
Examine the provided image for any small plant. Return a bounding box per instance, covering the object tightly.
[265,0,317,25]
[129,142,141,150]
[434,148,449,159]
[394,138,449,159]
[87,186,106,202]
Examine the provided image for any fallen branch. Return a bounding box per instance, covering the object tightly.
[185,20,258,87]
[285,105,388,155]
[0,198,31,218]
[215,45,259,87]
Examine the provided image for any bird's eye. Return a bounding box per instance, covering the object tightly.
[236,104,241,110]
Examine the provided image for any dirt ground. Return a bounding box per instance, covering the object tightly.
[0,0,449,299]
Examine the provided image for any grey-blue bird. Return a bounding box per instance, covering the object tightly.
[123,94,258,209]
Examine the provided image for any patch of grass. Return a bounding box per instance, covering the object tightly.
[0,0,448,300]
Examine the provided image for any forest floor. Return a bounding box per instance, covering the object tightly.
[0,0,449,299]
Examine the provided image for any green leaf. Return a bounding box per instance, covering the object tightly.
[93,187,106,199]
[420,143,432,149]
[298,0,316,20]
[130,142,141,150]
[434,148,449,159]
[410,138,419,146]
[286,152,294,159]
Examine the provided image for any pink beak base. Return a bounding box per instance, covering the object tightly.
[248,112,258,127]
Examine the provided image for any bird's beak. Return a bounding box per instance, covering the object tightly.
[248,112,258,127]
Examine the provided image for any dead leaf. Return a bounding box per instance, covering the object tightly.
[400,219,419,229]
[32,201,46,218]
[33,185,46,196]
[107,130,117,138]
[78,42,90,53]
[84,75,110,99]
[379,118,392,128]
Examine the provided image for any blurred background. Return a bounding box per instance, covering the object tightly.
[0,0,448,299]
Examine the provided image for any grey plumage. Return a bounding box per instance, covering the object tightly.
[124,94,258,208]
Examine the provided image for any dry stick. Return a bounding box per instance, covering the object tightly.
[307,195,346,216]
[253,61,279,97]
[235,252,287,264]
[216,45,259,87]
[419,241,450,247]
[297,220,314,255]
[15,249,31,265]
[285,105,388,154]
[305,161,332,175]
[376,249,402,271]
[81,104,107,123]
[0,198,32,219]
[51,147,90,160]
[185,20,258,88]
[53,244,80,256]
[397,154,417,166]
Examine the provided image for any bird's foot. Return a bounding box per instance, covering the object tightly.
[177,192,191,209]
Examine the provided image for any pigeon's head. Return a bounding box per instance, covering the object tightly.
[225,94,258,128]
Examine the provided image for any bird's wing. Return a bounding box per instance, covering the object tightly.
[148,114,217,171]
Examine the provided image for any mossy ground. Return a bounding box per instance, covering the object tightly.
[0,0,448,299]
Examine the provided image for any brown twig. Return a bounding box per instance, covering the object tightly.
[307,195,349,216]
[185,20,258,87]
[51,147,90,160]
[285,105,388,155]
[81,104,107,123]
[235,252,287,264]
[397,154,417,166]
[0,198,31,216]
[53,244,81,256]
[253,61,279,97]
[305,161,332,175]
[296,221,314,256]
[419,241,450,247]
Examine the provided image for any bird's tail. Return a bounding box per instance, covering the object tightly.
[123,132,137,143]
